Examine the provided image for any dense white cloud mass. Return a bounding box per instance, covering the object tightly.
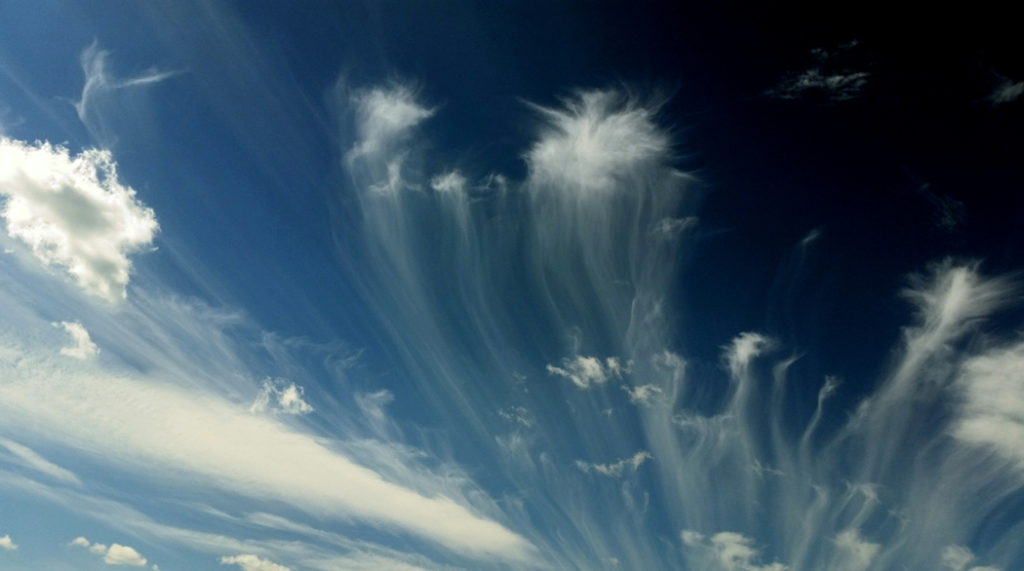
[682,530,787,571]
[220,554,291,571]
[56,321,100,359]
[0,437,81,485]
[0,137,158,301]
[0,534,16,550]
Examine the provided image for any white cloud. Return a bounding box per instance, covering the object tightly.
[56,321,100,359]
[767,45,868,102]
[548,355,627,389]
[220,554,292,571]
[347,83,433,161]
[941,545,1002,571]
[525,89,671,194]
[682,530,787,571]
[0,345,533,562]
[724,332,771,380]
[623,383,663,406]
[953,339,1024,470]
[989,79,1023,106]
[0,437,81,485]
[104,544,148,566]
[70,537,148,566]
[498,406,534,427]
[74,42,180,143]
[430,171,467,194]
[833,528,880,571]
[576,451,652,477]
[250,379,313,415]
[0,137,159,301]
[651,216,698,239]
[0,534,16,550]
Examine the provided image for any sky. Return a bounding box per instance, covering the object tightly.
[1,2,1023,571]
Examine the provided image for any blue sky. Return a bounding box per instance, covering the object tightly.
[1,2,1024,571]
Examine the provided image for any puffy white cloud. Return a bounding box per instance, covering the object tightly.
[0,437,81,485]
[104,544,148,566]
[524,89,671,195]
[250,379,313,415]
[56,321,99,359]
[576,451,652,477]
[220,554,291,571]
[70,537,148,566]
[548,356,627,389]
[0,534,16,550]
[0,137,158,301]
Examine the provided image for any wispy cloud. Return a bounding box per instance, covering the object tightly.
[988,76,1023,106]
[576,451,652,477]
[0,137,158,302]
[767,44,869,102]
[0,437,81,485]
[74,42,181,146]
[250,379,313,415]
[548,356,627,389]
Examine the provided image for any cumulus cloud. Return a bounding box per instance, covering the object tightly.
[56,321,99,359]
[0,534,16,550]
[524,89,671,194]
[548,356,627,389]
[0,137,158,301]
[576,451,652,477]
[70,537,147,566]
[767,44,868,102]
[250,379,313,415]
[0,437,81,485]
[220,554,292,571]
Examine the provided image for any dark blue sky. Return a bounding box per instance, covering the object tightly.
[1,3,1023,571]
